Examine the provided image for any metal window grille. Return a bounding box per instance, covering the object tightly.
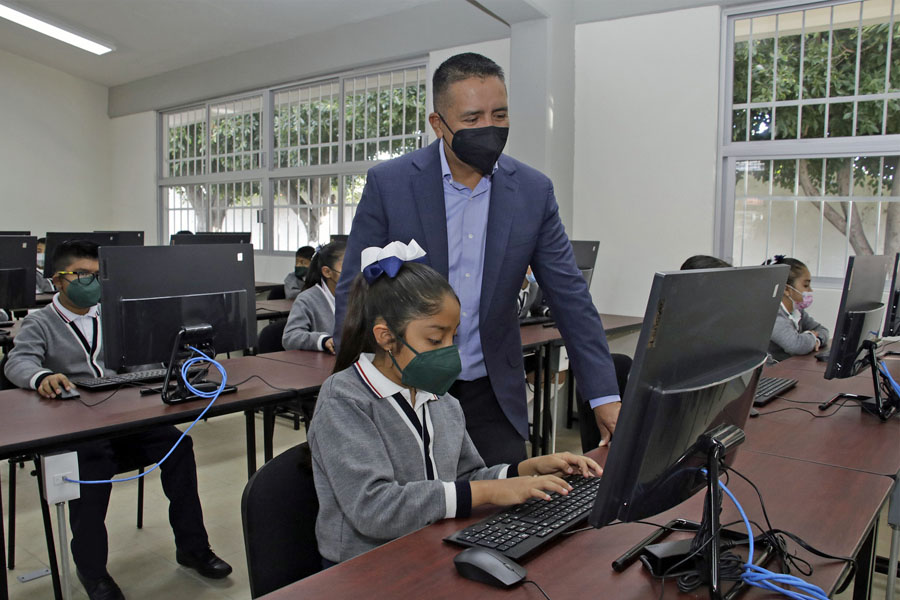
[159,62,427,255]
[720,0,900,278]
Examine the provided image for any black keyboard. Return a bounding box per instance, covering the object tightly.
[753,377,798,406]
[444,474,601,561]
[71,366,206,391]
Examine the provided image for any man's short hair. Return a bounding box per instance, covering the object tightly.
[296,246,315,260]
[433,53,505,113]
[37,237,46,245]
[52,240,99,274]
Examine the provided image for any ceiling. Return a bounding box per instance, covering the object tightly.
[0,0,443,87]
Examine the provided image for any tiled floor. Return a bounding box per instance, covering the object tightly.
[2,388,896,599]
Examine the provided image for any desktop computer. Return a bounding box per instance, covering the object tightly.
[98,243,257,404]
[448,264,789,598]
[0,235,37,311]
[170,232,251,245]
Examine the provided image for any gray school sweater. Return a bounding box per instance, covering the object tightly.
[309,358,511,563]
[4,302,106,389]
[282,285,335,351]
[283,272,305,300]
[768,305,829,362]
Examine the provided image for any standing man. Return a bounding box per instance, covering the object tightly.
[334,53,620,465]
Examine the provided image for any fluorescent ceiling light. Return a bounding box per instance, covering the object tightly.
[0,3,114,55]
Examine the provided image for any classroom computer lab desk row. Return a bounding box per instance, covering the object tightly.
[259,354,900,600]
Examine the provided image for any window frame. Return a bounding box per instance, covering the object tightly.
[716,0,900,284]
[157,58,428,255]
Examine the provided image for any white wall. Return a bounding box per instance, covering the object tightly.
[109,112,158,244]
[574,7,721,317]
[0,48,111,234]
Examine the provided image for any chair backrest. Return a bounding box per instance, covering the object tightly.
[241,442,321,598]
[267,286,286,300]
[257,319,287,354]
[0,352,14,390]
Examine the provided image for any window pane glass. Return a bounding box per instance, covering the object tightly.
[208,180,264,249]
[272,176,339,251]
[164,108,205,178]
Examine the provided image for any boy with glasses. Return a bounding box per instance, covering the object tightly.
[4,240,231,600]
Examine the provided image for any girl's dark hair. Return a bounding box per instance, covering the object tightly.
[302,240,346,292]
[334,262,458,373]
[680,255,732,270]
[765,255,808,286]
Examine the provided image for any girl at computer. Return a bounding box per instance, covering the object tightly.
[307,240,601,566]
[766,255,829,362]
[282,240,345,353]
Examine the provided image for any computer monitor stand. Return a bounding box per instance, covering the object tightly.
[610,425,774,600]
[143,324,237,405]
[819,340,898,421]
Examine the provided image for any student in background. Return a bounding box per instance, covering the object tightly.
[766,255,829,361]
[310,241,601,565]
[284,245,315,300]
[3,240,231,600]
[680,255,732,270]
[282,241,346,353]
[35,237,54,293]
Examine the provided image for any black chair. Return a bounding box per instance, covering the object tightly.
[242,442,321,598]
[267,286,286,300]
[578,353,632,453]
[258,319,287,354]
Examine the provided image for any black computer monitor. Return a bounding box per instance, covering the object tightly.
[99,244,257,404]
[0,231,31,236]
[570,240,599,287]
[43,232,121,278]
[587,264,788,597]
[170,232,251,245]
[820,254,897,420]
[0,236,37,310]
[882,254,900,336]
[94,231,145,246]
[330,234,349,243]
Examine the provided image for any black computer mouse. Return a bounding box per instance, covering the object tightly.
[453,547,527,588]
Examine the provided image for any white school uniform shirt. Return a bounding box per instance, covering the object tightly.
[51,293,99,346]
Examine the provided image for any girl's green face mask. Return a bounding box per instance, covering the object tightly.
[389,336,461,396]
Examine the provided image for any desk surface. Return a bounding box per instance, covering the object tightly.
[0,355,328,459]
[255,298,293,320]
[255,281,281,292]
[262,449,891,599]
[749,356,900,476]
[519,313,642,349]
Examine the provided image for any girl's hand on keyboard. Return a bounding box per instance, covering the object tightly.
[518,452,603,479]
[472,475,572,505]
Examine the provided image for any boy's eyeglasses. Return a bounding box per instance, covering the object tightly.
[56,271,99,285]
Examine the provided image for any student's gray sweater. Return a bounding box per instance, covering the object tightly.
[282,285,335,351]
[283,272,304,300]
[309,361,511,563]
[4,302,106,389]
[768,305,829,362]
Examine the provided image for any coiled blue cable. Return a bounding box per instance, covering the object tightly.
[878,360,900,397]
[716,477,829,600]
[64,346,226,485]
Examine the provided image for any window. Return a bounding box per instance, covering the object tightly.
[159,63,428,253]
[720,0,900,278]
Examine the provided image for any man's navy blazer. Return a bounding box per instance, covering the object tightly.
[333,140,618,439]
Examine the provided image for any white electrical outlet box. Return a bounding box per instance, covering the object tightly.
[41,452,80,504]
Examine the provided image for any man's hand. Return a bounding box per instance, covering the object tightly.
[38,373,75,399]
[593,401,621,447]
[324,338,336,354]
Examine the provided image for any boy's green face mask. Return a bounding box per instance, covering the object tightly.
[389,335,461,396]
[65,277,101,308]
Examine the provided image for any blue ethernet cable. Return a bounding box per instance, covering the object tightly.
[63,346,226,485]
[716,478,829,600]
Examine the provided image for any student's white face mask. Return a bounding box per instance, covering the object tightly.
[36,253,45,269]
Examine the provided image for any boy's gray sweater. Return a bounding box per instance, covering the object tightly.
[309,362,510,563]
[282,285,335,351]
[4,302,106,389]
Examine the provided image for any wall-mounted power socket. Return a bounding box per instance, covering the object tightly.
[41,452,80,504]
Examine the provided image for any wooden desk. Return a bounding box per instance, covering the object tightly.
[256,298,293,320]
[260,350,335,372]
[255,281,282,293]
[261,450,891,599]
[747,360,900,476]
